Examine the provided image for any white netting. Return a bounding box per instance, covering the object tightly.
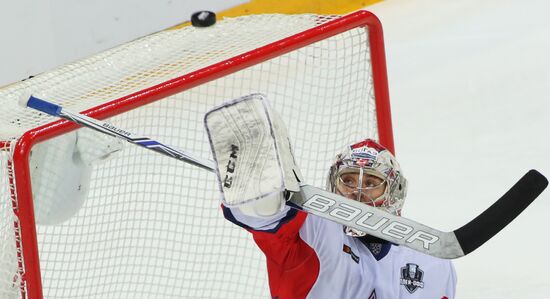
[0,13,382,298]
[0,141,23,299]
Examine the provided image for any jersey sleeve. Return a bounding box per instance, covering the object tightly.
[222,205,321,299]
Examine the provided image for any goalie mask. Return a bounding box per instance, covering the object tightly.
[326,139,408,237]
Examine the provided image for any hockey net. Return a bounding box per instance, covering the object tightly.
[0,11,393,298]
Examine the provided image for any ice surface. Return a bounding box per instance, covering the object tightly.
[368,0,550,297]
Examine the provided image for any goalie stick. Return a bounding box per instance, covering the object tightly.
[21,95,548,259]
[20,95,215,172]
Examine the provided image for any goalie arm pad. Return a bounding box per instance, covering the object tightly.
[205,93,303,217]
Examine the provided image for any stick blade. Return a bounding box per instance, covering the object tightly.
[454,169,548,255]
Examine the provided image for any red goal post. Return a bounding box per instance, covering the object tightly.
[0,10,393,298]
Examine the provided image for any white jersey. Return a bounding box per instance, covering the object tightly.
[224,205,456,299]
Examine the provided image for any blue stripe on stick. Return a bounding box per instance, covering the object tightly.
[136,140,158,146]
[27,96,62,116]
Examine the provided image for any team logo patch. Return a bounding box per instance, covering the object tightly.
[351,150,377,163]
[342,244,360,263]
[400,263,424,293]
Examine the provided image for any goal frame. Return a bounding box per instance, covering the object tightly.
[3,10,393,298]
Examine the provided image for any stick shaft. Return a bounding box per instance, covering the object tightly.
[26,95,216,172]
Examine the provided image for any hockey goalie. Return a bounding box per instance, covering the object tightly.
[205,93,456,299]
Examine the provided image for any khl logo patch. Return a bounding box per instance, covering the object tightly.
[400,263,424,293]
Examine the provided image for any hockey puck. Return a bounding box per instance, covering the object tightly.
[191,11,216,27]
